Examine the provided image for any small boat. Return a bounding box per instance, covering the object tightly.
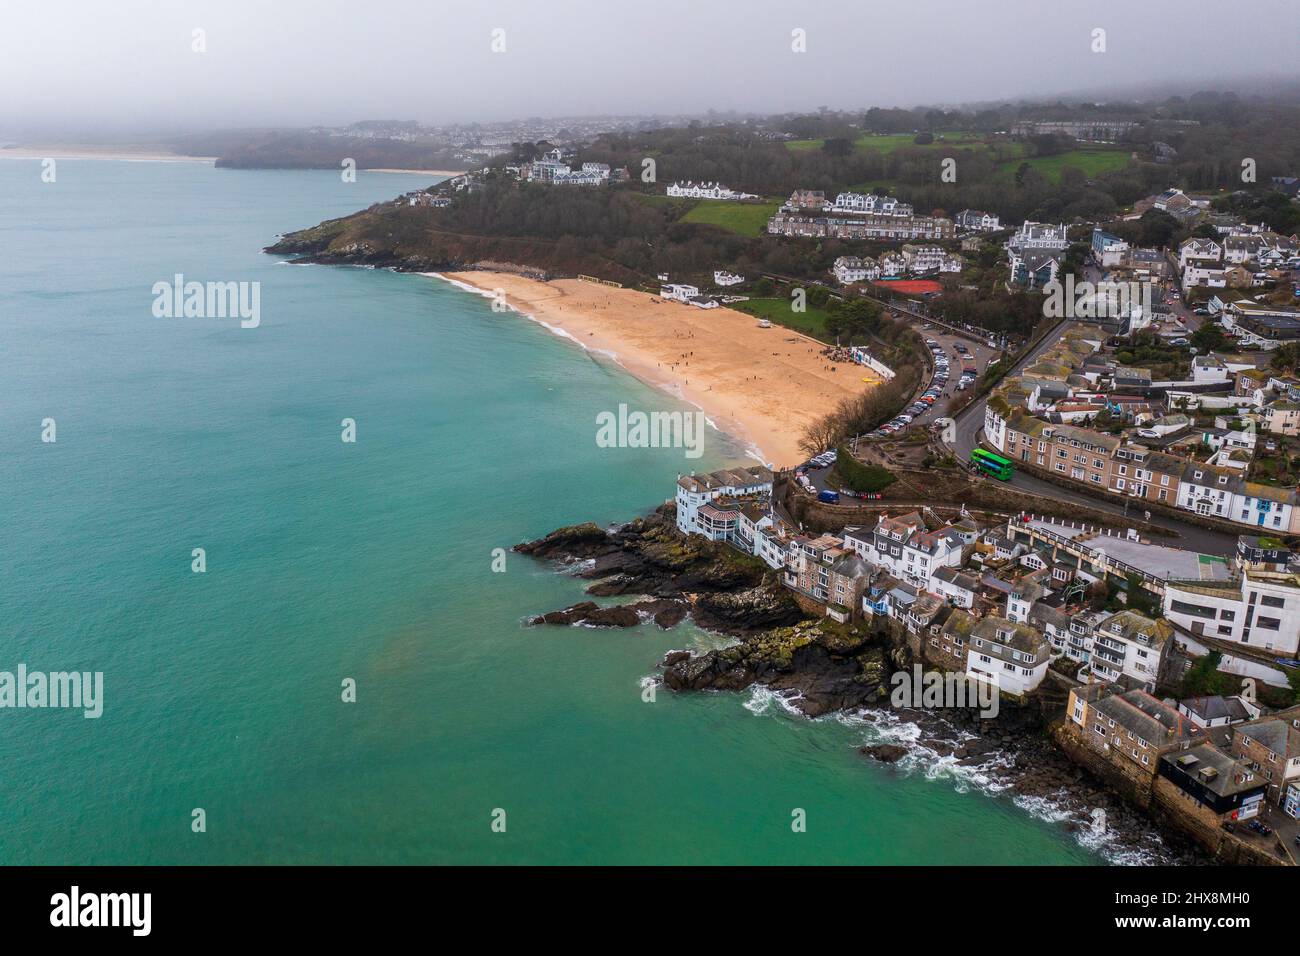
[757,319,771,328]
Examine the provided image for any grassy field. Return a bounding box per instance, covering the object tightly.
[679,199,781,236]
[729,297,835,340]
[996,147,1131,183]
[786,131,1009,154]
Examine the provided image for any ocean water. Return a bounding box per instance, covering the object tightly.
[0,158,1104,865]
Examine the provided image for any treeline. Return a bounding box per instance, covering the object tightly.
[572,90,1300,228]
[174,130,464,170]
[798,306,926,456]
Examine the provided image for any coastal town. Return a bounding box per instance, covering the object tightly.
[671,457,1300,864]
[275,93,1300,867]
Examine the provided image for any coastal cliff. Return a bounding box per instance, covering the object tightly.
[515,505,806,637]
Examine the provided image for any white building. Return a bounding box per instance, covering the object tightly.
[1178,238,1222,270]
[551,169,605,187]
[900,244,948,273]
[878,252,907,278]
[1230,484,1295,533]
[713,270,744,287]
[832,256,880,285]
[675,466,774,538]
[1164,564,1300,656]
[1182,260,1228,293]
[660,283,700,303]
[832,191,913,217]
[965,617,1051,696]
[1177,462,1236,520]
[931,566,978,608]
[1084,610,1169,690]
[666,181,757,201]
[955,209,1000,232]
[1009,221,1069,253]
[1177,695,1261,729]
[841,513,965,589]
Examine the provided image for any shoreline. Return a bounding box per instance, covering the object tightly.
[0,145,217,163]
[366,167,466,176]
[430,270,879,468]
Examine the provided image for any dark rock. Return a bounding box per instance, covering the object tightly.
[514,522,615,561]
[528,601,639,628]
[861,744,909,764]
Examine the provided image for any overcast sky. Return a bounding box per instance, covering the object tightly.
[3,0,1298,136]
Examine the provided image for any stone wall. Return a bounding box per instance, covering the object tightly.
[1054,721,1291,866]
[1008,454,1253,538]
[1151,777,1287,866]
[1052,720,1157,807]
[780,468,1168,539]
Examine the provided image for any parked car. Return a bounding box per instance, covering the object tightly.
[817,490,840,504]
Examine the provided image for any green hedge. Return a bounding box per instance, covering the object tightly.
[835,447,897,493]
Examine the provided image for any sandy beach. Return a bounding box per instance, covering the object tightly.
[441,272,880,468]
[0,145,216,163]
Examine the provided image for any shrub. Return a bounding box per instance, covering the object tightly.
[835,447,897,493]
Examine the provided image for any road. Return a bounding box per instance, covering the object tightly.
[789,263,1238,553]
[948,318,1237,554]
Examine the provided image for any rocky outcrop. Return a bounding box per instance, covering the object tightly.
[518,506,804,637]
[861,744,909,763]
[661,621,892,718]
[529,598,689,629]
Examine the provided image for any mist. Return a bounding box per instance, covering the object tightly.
[3,0,1298,136]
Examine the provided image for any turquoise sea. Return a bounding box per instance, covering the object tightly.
[0,158,1108,864]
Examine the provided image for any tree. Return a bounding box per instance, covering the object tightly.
[825,298,882,343]
[822,137,853,157]
[1191,322,1227,352]
[1270,342,1300,373]
[913,132,934,145]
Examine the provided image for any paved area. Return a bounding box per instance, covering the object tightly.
[1025,518,1232,581]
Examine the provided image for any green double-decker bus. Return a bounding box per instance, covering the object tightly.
[970,448,1014,481]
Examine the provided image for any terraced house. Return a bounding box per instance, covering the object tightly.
[997,416,1119,489]
[1082,610,1171,690]
[1108,446,1184,506]
[1065,684,1200,783]
[965,616,1051,696]
[1230,709,1300,807]
[841,512,965,589]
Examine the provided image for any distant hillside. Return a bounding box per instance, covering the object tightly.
[172,129,466,170]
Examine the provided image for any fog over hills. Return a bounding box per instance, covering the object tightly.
[2,0,1297,137]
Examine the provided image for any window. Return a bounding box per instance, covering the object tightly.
[1261,595,1285,609]
[1220,609,1235,621]
[1257,616,1281,631]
